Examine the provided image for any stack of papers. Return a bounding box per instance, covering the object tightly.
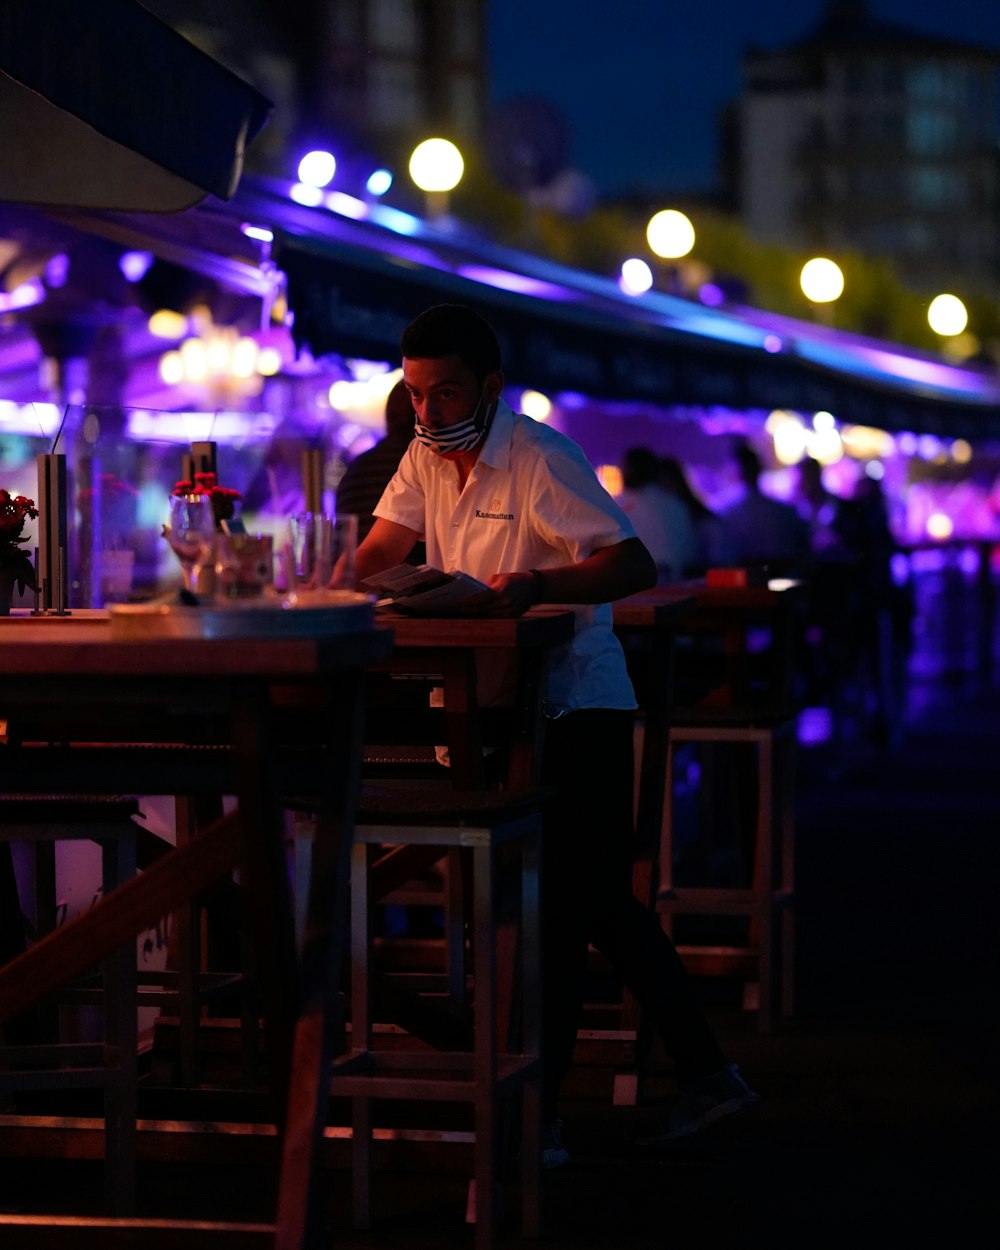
[361,564,491,616]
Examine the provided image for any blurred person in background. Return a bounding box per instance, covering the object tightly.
[337,378,424,563]
[722,440,810,574]
[839,475,912,742]
[795,457,851,560]
[618,446,700,582]
[658,454,734,572]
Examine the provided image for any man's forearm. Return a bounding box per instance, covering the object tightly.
[354,517,421,584]
[535,537,656,604]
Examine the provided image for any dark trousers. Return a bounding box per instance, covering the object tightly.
[539,708,725,1118]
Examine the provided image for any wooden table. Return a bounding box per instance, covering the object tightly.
[0,609,392,1249]
[617,579,805,715]
[368,606,576,789]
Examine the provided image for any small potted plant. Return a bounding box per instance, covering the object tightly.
[0,490,38,614]
[171,472,242,530]
[166,473,243,596]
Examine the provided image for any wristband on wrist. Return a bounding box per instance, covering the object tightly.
[528,568,546,605]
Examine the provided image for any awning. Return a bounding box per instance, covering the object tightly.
[272,200,1000,441]
[0,0,271,213]
[3,172,999,443]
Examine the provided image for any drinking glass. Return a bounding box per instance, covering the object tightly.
[286,513,357,592]
[214,532,275,600]
[166,495,216,594]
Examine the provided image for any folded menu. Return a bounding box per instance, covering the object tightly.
[360,563,491,615]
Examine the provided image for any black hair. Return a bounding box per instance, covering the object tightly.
[734,440,763,484]
[660,455,715,520]
[401,304,502,380]
[384,378,416,438]
[622,446,661,490]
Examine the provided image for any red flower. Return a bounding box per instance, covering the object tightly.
[172,472,242,527]
[78,473,139,502]
[0,490,39,592]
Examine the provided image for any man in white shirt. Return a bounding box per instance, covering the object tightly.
[356,304,758,1165]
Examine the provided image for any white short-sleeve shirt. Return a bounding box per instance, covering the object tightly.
[374,399,637,715]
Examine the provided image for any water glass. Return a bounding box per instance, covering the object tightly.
[167,495,216,594]
[214,533,274,600]
[286,513,357,591]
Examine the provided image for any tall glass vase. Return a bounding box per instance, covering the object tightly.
[0,564,18,616]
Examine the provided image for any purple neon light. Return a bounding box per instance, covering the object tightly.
[326,191,368,221]
[119,250,154,282]
[456,265,576,301]
[0,281,44,312]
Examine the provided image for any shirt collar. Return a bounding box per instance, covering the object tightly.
[475,398,516,472]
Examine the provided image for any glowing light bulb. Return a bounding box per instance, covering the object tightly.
[800,258,844,303]
[148,309,188,339]
[620,258,653,295]
[646,210,695,259]
[927,293,968,337]
[159,351,184,385]
[520,390,552,421]
[409,139,464,192]
[298,150,336,188]
[366,168,393,196]
[927,512,953,541]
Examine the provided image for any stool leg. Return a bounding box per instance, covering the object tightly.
[350,839,373,1230]
[0,843,39,1045]
[471,840,497,1250]
[34,843,59,1042]
[520,827,542,1239]
[780,731,797,1018]
[658,734,678,939]
[446,847,467,1004]
[172,796,202,1087]
[101,833,137,1216]
[752,736,774,1035]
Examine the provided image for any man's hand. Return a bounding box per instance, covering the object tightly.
[463,571,536,618]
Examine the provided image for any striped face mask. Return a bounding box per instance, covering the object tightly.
[413,387,494,457]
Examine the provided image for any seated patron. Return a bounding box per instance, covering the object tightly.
[722,440,810,574]
[617,446,701,582]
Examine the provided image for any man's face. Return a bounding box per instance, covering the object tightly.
[402,354,495,430]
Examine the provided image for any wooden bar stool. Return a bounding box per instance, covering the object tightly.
[656,579,802,1033]
[659,711,796,1032]
[334,785,549,1250]
[0,794,141,1215]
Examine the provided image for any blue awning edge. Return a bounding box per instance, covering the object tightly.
[0,0,271,212]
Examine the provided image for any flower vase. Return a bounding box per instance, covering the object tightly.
[195,558,216,598]
[0,564,18,616]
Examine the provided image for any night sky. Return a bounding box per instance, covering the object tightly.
[489,0,1000,199]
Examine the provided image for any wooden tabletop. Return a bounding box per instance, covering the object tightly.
[612,592,697,629]
[0,610,392,677]
[375,605,575,649]
[614,578,804,615]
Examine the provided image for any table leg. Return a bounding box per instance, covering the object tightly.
[274,673,367,1250]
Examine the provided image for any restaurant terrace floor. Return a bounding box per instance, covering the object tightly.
[1,599,998,1247]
